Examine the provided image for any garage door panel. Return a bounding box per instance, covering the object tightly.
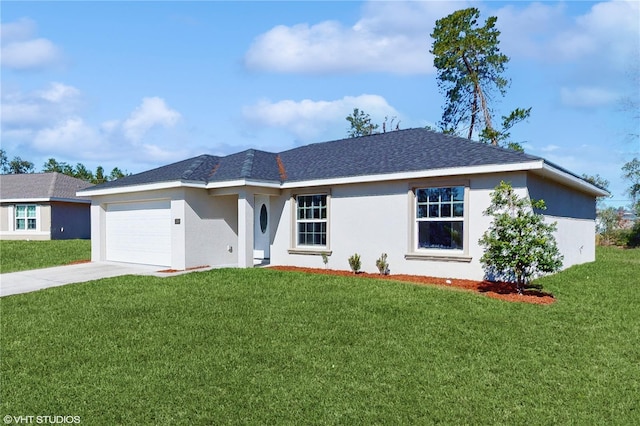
[106,200,171,266]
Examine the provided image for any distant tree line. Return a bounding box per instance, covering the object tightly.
[0,149,128,184]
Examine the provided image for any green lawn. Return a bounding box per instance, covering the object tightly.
[0,240,91,273]
[1,247,639,424]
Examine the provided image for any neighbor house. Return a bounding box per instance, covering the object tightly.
[1,173,93,240]
[78,128,607,280]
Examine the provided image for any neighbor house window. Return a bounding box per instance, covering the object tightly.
[15,205,37,230]
[296,194,327,246]
[416,186,464,250]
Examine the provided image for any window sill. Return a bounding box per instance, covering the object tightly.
[288,248,332,256]
[405,252,472,263]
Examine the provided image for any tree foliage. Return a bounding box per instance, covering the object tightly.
[346,108,379,138]
[430,8,530,149]
[8,157,35,174]
[622,157,640,214]
[479,181,563,293]
[0,149,8,174]
[582,173,611,209]
[1,150,128,184]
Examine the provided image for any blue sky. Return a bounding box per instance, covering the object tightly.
[1,1,638,206]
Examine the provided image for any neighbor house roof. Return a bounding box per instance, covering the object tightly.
[0,172,93,203]
[78,128,608,197]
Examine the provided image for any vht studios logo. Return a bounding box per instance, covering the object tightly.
[3,415,81,424]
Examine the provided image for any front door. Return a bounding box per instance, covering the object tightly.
[253,195,270,260]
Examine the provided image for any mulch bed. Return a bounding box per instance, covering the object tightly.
[66,259,91,265]
[269,266,555,305]
[157,265,210,273]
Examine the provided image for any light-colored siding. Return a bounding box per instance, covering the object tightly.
[0,205,9,232]
[271,172,530,280]
[90,187,240,270]
[86,169,598,279]
[527,173,597,267]
[184,188,238,269]
[0,203,52,240]
[90,188,185,265]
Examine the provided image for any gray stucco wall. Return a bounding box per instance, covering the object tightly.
[0,205,8,232]
[50,202,91,239]
[527,172,597,267]
[270,171,597,280]
[527,173,596,220]
[183,188,238,268]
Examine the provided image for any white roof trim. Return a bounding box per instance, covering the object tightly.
[1,198,50,203]
[205,179,281,189]
[537,163,610,197]
[75,159,606,198]
[77,180,205,196]
[0,197,90,204]
[280,161,544,189]
[78,179,284,196]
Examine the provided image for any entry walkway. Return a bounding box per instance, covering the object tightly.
[0,261,173,297]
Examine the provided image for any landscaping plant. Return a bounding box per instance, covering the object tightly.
[321,252,329,268]
[348,253,361,273]
[479,181,563,294]
[375,253,389,275]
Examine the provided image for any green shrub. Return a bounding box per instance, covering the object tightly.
[321,252,329,268]
[479,181,563,294]
[627,222,640,247]
[375,253,389,275]
[348,253,361,274]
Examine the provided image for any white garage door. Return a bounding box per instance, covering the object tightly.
[105,200,172,266]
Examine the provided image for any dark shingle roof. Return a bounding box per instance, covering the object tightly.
[278,128,542,182]
[89,150,282,191]
[83,128,546,191]
[0,173,93,201]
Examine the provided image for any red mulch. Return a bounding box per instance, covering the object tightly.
[66,259,91,265]
[269,266,555,305]
[157,265,210,273]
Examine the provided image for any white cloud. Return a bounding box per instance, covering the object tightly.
[33,117,102,157]
[0,17,36,40]
[122,97,182,142]
[0,18,62,70]
[39,82,81,103]
[244,1,465,75]
[243,94,399,141]
[558,0,639,65]
[560,86,619,108]
[494,2,567,59]
[496,1,639,69]
[1,82,82,127]
[1,81,190,166]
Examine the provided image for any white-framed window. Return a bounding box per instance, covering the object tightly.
[296,194,328,247]
[15,204,37,230]
[415,186,465,250]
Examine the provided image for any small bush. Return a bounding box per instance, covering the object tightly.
[348,253,361,274]
[601,229,632,247]
[321,252,329,268]
[628,222,640,247]
[376,253,389,275]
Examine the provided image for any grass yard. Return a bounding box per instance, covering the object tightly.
[1,247,639,424]
[0,240,91,273]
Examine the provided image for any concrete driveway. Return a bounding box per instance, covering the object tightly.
[0,261,172,297]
